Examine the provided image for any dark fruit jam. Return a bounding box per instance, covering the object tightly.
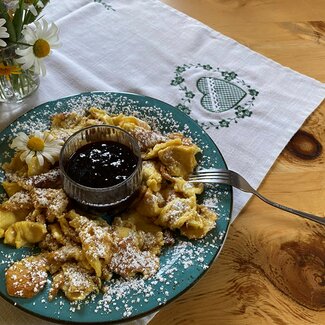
[66,141,138,188]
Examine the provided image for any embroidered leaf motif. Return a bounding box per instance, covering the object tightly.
[171,76,184,86]
[93,0,115,11]
[248,89,259,97]
[202,65,213,71]
[176,66,186,73]
[221,71,237,81]
[185,90,195,99]
[197,77,247,113]
[235,105,252,118]
[176,104,191,114]
[219,119,230,128]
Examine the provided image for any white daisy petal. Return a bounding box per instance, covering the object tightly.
[0,27,6,33]
[36,152,44,166]
[0,30,9,38]
[44,149,61,158]
[10,132,29,150]
[41,151,55,164]
[43,131,51,139]
[29,5,38,16]
[34,130,44,139]
[23,28,37,44]
[11,139,27,151]
[18,54,35,70]
[25,151,35,165]
[38,60,46,77]
[34,21,41,31]
[42,19,48,32]
[49,42,61,49]
[0,19,9,45]
[16,47,33,56]
[33,59,41,75]
[13,132,27,141]
[23,60,35,71]
[19,150,31,161]
[20,132,29,139]
[48,141,63,148]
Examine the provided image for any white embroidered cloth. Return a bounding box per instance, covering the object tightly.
[0,0,325,324]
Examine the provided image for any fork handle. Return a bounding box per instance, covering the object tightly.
[252,191,325,226]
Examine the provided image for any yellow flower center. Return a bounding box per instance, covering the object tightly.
[27,136,45,151]
[33,39,50,58]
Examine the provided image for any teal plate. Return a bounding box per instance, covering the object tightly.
[0,92,232,324]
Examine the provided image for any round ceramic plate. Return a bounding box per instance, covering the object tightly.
[0,92,232,324]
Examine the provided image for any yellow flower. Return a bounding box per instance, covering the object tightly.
[0,64,21,80]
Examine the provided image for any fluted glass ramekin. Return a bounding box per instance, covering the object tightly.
[59,125,142,215]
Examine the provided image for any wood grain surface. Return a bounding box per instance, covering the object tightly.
[152,1,325,324]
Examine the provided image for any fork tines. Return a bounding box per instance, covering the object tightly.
[188,169,230,184]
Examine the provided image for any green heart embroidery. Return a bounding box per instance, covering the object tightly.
[197,77,247,113]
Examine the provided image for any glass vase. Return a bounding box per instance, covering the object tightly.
[0,44,39,103]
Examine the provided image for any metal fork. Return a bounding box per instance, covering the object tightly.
[188,169,325,226]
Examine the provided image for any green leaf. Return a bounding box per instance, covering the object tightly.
[12,0,24,41]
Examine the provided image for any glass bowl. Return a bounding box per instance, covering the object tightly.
[59,125,142,215]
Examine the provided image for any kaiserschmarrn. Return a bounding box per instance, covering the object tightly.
[0,107,217,302]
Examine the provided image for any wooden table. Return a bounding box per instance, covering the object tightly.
[152,1,325,324]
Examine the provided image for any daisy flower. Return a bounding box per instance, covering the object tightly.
[10,131,64,166]
[0,18,9,47]
[0,63,21,80]
[15,19,60,76]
